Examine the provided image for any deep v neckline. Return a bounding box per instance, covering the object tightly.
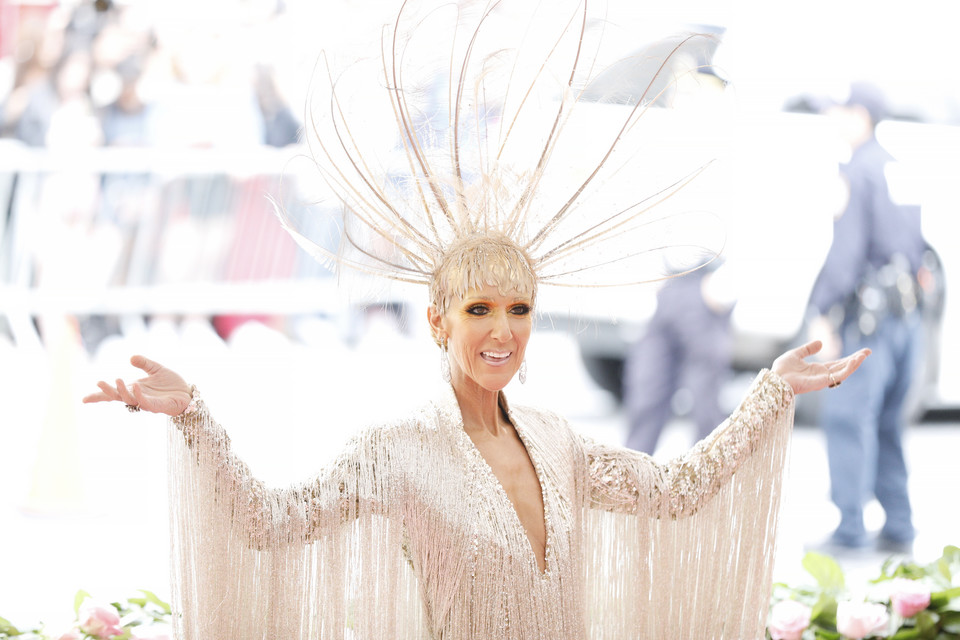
[451,392,552,576]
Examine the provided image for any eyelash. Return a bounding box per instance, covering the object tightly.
[465,304,531,316]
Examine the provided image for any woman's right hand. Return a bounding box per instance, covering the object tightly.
[83,355,193,416]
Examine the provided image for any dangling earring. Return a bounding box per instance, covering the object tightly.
[519,359,527,384]
[440,337,451,383]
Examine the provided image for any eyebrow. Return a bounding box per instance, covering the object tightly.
[463,297,531,304]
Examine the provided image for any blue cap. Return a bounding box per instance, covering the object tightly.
[845,81,888,123]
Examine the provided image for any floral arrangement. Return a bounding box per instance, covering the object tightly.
[3,548,958,640]
[768,545,960,639]
[0,591,171,640]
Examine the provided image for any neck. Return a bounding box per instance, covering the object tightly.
[450,375,507,437]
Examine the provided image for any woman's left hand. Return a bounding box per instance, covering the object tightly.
[772,340,870,395]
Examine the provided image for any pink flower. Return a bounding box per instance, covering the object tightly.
[77,598,124,639]
[836,600,889,639]
[56,632,82,640]
[769,599,812,640]
[889,578,931,618]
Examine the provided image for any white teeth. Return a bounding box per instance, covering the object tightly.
[482,351,510,359]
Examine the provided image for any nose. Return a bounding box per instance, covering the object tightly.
[490,310,511,342]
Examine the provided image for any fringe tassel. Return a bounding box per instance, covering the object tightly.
[583,371,794,637]
[168,371,793,639]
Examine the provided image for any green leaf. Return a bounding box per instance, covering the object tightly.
[917,610,940,633]
[877,555,925,581]
[0,616,21,636]
[145,610,170,623]
[876,555,926,582]
[941,609,960,633]
[811,593,838,628]
[137,590,172,615]
[803,552,846,590]
[936,558,953,583]
[930,587,960,610]
[74,589,93,616]
[880,556,900,577]
[889,628,922,640]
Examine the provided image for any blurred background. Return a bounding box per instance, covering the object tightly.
[1,0,958,630]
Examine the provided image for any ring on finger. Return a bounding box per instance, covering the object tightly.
[828,371,841,388]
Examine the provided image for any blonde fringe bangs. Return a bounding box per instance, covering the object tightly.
[429,233,538,314]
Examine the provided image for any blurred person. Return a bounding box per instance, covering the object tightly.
[44,48,103,148]
[62,0,110,53]
[80,4,870,637]
[94,3,160,148]
[1,71,58,145]
[1,2,108,145]
[254,64,300,148]
[1,11,66,144]
[622,260,735,454]
[806,82,932,554]
[99,56,156,146]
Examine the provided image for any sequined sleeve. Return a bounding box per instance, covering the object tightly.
[584,369,794,517]
[169,388,386,550]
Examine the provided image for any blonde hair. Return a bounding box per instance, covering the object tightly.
[430,233,537,315]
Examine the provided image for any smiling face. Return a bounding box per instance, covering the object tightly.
[430,283,533,393]
[428,235,537,393]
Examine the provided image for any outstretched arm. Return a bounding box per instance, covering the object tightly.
[83,355,369,549]
[584,368,794,516]
[584,341,869,515]
[169,393,370,549]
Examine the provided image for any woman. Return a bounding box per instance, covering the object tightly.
[84,237,866,639]
[85,3,868,637]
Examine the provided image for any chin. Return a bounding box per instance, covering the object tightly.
[468,372,517,393]
[484,380,513,392]
[487,372,519,391]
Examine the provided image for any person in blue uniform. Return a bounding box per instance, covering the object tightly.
[622,262,735,455]
[807,82,931,553]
